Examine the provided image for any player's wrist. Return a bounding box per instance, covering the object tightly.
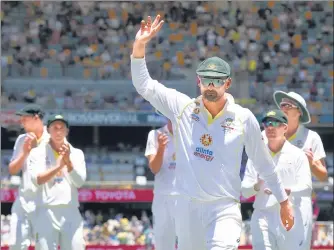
[132,41,146,58]
[279,198,290,207]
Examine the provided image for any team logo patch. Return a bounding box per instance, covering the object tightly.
[191,114,199,121]
[207,64,216,70]
[267,111,276,116]
[200,134,213,147]
[296,140,303,148]
[221,118,235,133]
[169,153,176,170]
[193,107,200,114]
[194,134,214,161]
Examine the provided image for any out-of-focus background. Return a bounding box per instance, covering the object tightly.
[1,1,333,249]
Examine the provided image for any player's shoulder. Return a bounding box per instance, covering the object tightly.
[305,127,322,140]
[70,146,85,159]
[15,133,27,143]
[285,141,305,157]
[228,104,255,123]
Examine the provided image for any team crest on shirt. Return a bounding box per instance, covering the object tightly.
[221,118,235,133]
[169,153,176,170]
[191,107,200,121]
[193,134,214,162]
[200,134,213,146]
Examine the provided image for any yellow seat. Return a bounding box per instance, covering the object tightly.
[83,68,91,79]
[40,67,48,78]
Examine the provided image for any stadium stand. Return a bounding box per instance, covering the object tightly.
[1,1,333,249]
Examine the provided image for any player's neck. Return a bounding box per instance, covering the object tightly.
[49,140,64,152]
[268,138,286,153]
[34,125,44,140]
[286,122,299,140]
[203,96,227,119]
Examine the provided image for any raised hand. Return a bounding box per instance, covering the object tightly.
[135,15,164,45]
[22,132,37,154]
[157,131,169,149]
[59,143,71,165]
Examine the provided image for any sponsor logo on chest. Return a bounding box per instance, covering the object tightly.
[193,134,214,162]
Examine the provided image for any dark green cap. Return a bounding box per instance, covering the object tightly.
[196,57,231,78]
[262,109,288,124]
[16,104,45,117]
[47,114,69,128]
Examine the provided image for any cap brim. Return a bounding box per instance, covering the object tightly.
[273,91,311,124]
[48,119,69,128]
[196,71,229,78]
[15,111,30,116]
[261,116,287,124]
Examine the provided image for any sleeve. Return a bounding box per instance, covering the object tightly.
[241,159,259,198]
[311,132,326,161]
[10,135,25,161]
[144,130,158,157]
[67,149,86,188]
[290,152,312,194]
[131,56,192,119]
[27,148,45,187]
[243,109,288,203]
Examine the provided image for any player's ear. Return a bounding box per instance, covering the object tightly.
[196,75,201,87]
[225,77,232,90]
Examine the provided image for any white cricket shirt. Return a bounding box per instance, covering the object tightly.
[10,127,50,212]
[286,125,326,161]
[27,143,86,208]
[241,140,312,210]
[145,125,178,196]
[131,57,287,202]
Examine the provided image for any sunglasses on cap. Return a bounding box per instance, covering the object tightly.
[263,120,284,128]
[198,76,229,87]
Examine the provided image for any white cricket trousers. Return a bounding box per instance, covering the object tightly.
[297,197,313,250]
[174,195,242,250]
[34,205,85,250]
[251,204,305,250]
[9,198,34,250]
[152,194,177,250]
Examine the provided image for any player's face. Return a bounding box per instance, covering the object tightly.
[263,119,287,140]
[279,101,301,123]
[20,115,39,132]
[198,76,231,102]
[48,121,68,143]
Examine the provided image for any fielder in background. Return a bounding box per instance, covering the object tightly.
[145,117,178,250]
[273,91,327,181]
[242,110,312,250]
[8,104,50,250]
[131,15,294,250]
[27,114,86,250]
[273,91,328,250]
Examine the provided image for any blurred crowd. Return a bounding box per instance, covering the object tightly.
[1,86,153,112]
[1,211,333,247]
[1,1,333,116]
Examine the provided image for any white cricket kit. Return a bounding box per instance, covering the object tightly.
[242,140,312,250]
[280,125,325,250]
[145,125,178,250]
[131,57,288,250]
[27,143,86,250]
[9,128,50,250]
